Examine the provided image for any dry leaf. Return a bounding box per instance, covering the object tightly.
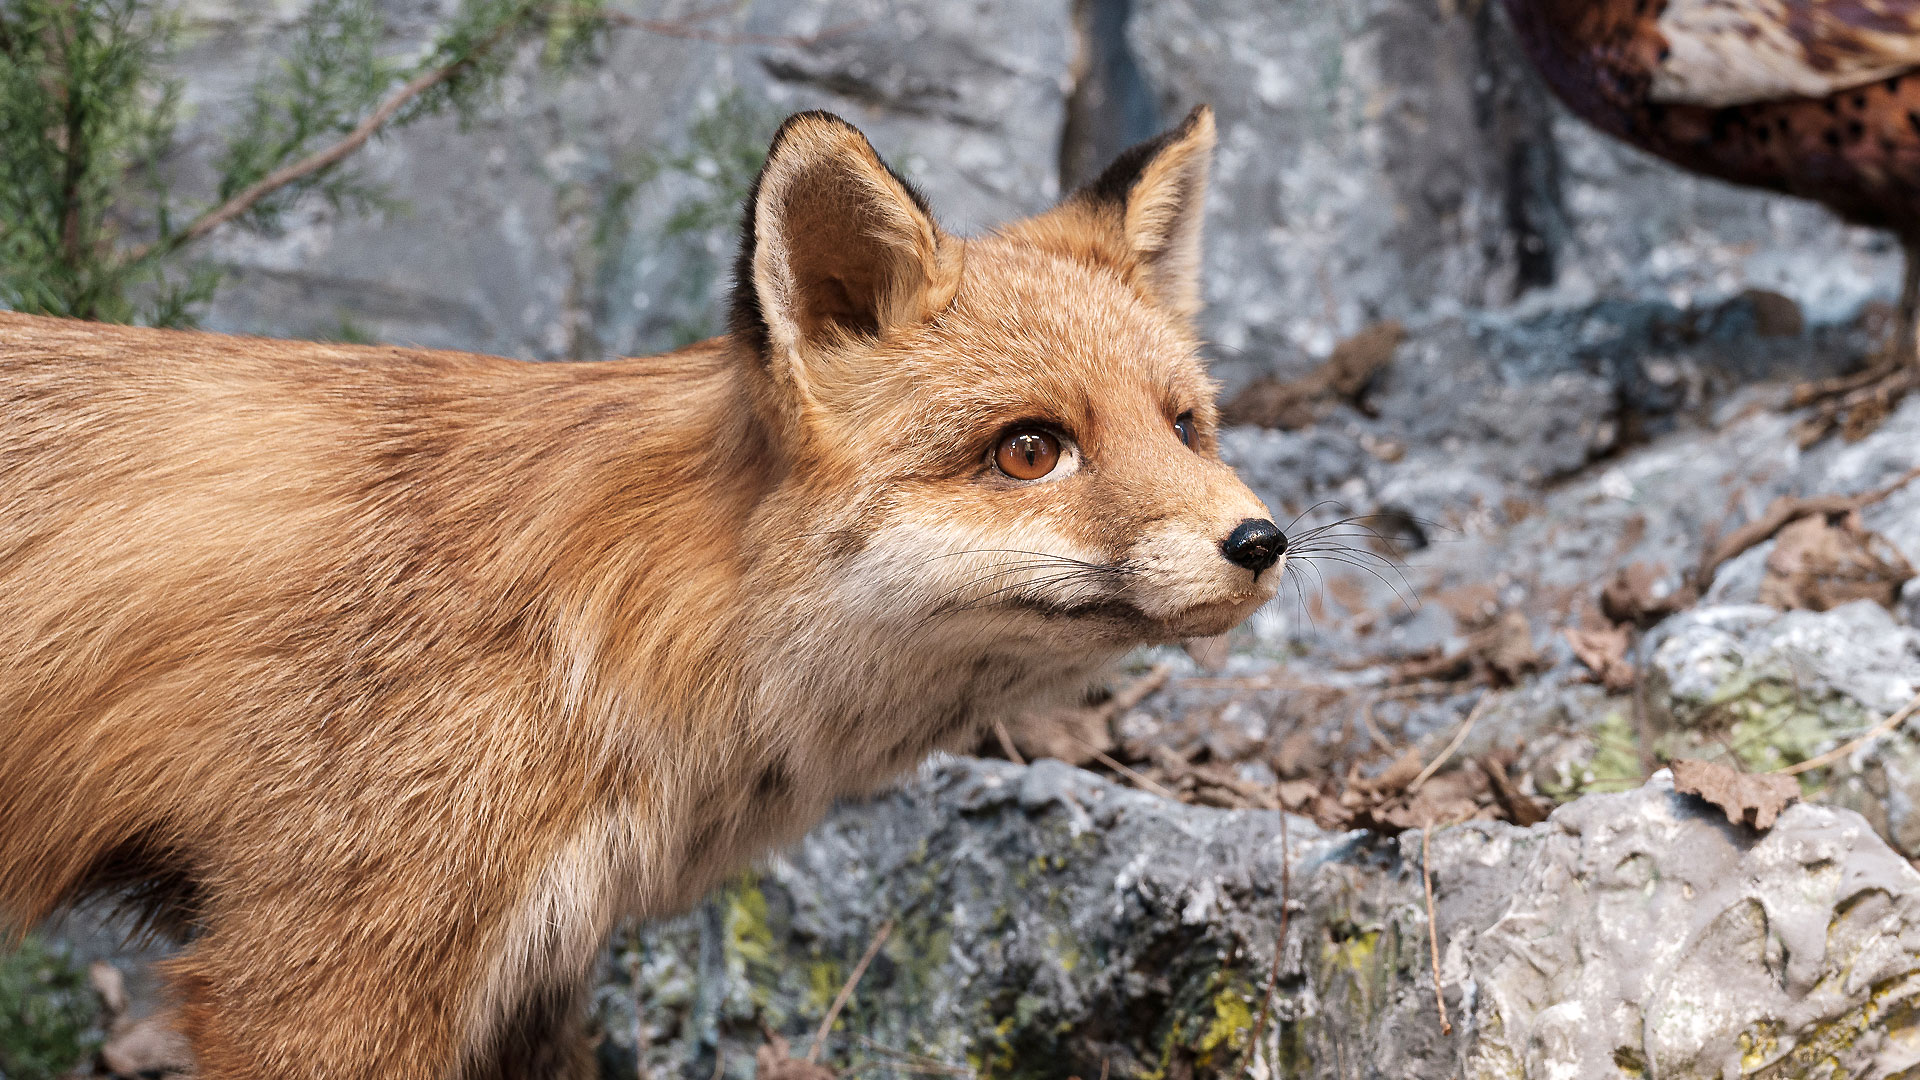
[1479,756,1550,826]
[1271,725,1326,779]
[1003,667,1170,765]
[1275,778,1320,810]
[1670,759,1800,831]
[1477,610,1541,684]
[1563,625,1636,693]
[1433,583,1501,629]
[1600,562,1695,627]
[1758,510,1915,612]
[1221,321,1404,428]
[1740,288,1804,338]
[89,961,129,1018]
[1003,704,1112,767]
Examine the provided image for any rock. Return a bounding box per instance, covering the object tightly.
[596,758,1920,1079]
[1644,601,1920,857]
[161,0,1071,360]
[1465,770,1920,1080]
[1126,0,1898,392]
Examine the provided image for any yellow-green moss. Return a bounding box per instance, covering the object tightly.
[1195,983,1254,1063]
[1584,709,1646,794]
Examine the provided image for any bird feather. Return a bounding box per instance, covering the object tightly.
[1652,0,1920,105]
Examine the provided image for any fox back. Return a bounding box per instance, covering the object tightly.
[0,107,1285,1079]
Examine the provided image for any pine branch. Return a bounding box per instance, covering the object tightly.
[118,18,516,269]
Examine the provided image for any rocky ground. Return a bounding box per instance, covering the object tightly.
[8,0,1920,1078]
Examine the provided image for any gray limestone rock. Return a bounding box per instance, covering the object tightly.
[597,759,1920,1079]
[165,0,1071,360]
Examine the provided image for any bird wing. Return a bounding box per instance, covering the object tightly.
[1651,0,1920,105]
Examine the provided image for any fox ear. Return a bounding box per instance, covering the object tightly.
[730,111,959,397]
[1032,105,1216,319]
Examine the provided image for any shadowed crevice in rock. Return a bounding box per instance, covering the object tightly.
[1059,0,1162,193]
[1476,1,1569,297]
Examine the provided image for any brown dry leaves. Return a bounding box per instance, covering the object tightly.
[1272,746,1547,831]
[1564,624,1636,692]
[1222,321,1405,429]
[1001,666,1171,766]
[1392,610,1542,687]
[1599,562,1695,628]
[1669,758,1800,830]
[1758,510,1915,612]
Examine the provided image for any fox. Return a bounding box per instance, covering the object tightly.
[0,105,1286,1078]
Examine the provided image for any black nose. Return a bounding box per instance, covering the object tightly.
[1221,518,1286,573]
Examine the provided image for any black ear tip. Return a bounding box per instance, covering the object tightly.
[1075,105,1213,207]
[764,109,867,160]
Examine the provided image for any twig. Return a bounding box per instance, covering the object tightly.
[1356,695,1395,753]
[1629,660,1659,778]
[806,919,894,1065]
[121,18,521,268]
[991,719,1025,765]
[1243,810,1291,1072]
[1409,695,1491,793]
[850,1036,970,1076]
[1373,678,1477,702]
[1100,663,1172,719]
[1077,740,1180,802]
[1775,690,1920,777]
[1694,466,1920,588]
[1421,821,1451,1036]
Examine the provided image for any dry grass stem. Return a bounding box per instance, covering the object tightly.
[1776,690,1920,777]
[1074,737,1181,801]
[1243,810,1292,1072]
[1421,821,1452,1037]
[807,920,895,1065]
[1409,695,1491,794]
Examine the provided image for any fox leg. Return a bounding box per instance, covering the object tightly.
[166,933,597,1079]
[164,927,477,1080]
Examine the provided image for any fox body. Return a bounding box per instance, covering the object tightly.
[0,108,1283,1078]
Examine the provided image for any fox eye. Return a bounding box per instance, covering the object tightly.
[994,427,1061,481]
[1175,412,1196,447]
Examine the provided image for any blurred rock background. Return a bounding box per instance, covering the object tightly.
[138,0,1899,374]
[8,0,1920,1078]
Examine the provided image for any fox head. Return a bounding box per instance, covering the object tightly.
[729,106,1283,660]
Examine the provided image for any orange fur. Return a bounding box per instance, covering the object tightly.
[0,106,1279,1078]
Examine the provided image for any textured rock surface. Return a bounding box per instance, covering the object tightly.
[595,760,1920,1079]
[168,0,1072,359]
[1128,0,1899,389]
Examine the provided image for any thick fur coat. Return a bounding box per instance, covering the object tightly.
[0,107,1282,1078]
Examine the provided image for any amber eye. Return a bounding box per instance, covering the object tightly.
[995,428,1062,481]
[1175,412,1196,447]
